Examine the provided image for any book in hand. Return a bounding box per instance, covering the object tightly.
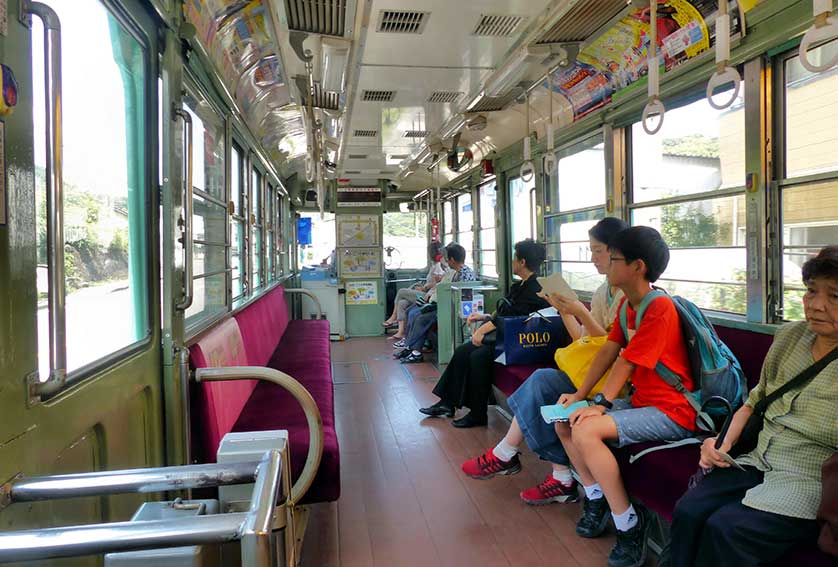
[537,272,579,302]
[540,400,591,424]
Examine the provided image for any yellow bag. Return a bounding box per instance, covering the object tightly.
[554,335,612,396]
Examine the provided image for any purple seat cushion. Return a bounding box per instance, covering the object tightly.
[493,361,556,398]
[715,325,774,390]
[233,319,339,504]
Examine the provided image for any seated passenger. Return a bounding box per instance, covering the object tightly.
[556,226,696,567]
[665,245,838,567]
[396,243,475,363]
[419,239,549,428]
[459,217,628,504]
[384,241,447,339]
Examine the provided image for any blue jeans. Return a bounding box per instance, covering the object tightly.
[508,368,577,465]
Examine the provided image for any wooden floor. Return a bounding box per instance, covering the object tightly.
[300,337,657,567]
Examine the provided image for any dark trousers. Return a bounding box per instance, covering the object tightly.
[670,466,819,567]
[432,341,494,418]
[406,309,436,351]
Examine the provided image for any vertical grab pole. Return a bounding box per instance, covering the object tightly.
[174,108,194,311]
[25,1,66,398]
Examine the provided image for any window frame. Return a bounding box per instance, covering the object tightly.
[476,178,498,279]
[230,140,247,301]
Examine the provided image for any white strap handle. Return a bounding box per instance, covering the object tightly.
[799,0,838,73]
[642,2,665,135]
[305,153,315,183]
[706,13,742,110]
[520,160,535,182]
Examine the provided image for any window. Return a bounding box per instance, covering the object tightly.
[184,88,228,325]
[544,133,607,290]
[298,212,335,267]
[629,88,747,313]
[266,183,275,280]
[383,212,428,270]
[509,176,536,247]
[443,200,454,241]
[251,168,263,289]
[231,143,246,299]
[33,0,151,376]
[477,181,497,278]
[778,39,838,320]
[456,193,474,260]
[276,195,285,277]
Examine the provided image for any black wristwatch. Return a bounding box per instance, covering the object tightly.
[593,393,613,410]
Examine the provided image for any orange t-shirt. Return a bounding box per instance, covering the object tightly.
[607,295,697,431]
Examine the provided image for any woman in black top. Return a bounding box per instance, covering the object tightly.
[420,239,550,428]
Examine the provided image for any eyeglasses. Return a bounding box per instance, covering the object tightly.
[609,256,628,263]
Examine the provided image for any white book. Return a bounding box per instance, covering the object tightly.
[537,272,578,302]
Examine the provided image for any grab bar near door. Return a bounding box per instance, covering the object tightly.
[174,107,194,310]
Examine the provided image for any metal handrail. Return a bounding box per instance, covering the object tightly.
[284,288,324,319]
[0,451,282,564]
[175,107,194,311]
[25,0,66,398]
[194,366,323,505]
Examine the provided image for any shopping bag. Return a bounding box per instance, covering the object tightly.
[554,335,613,396]
[495,314,570,365]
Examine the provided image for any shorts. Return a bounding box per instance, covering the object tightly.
[606,398,693,448]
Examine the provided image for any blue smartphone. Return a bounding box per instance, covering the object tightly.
[540,400,591,424]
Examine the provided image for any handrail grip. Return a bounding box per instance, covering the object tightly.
[284,288,324,319]
[0,450,281,564]
[194,366,324,505]
[9,460,259,502]
[25,0,67,397]
[174,107,194,311]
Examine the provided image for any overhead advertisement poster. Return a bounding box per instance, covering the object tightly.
[549,1,743,121]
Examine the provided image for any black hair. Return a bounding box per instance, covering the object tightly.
[428,241,444,259]
[608,226,670,283]
[802,245,838,283]
[589,217,629,246]
[514,239,547,272]
[446,243,467,264]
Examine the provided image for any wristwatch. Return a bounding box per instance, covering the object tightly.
[593,393,613,410]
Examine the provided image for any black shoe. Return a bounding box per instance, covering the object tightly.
[452,413,488,428]
[419,401,454,418]
[394,348,411,359]
[576,496,611,538]
[607,506,648,567]
[402,351,423,364]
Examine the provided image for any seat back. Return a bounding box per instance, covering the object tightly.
[235,286,290,366]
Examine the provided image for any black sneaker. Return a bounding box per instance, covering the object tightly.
[394,348,411,359]
[608,506,648,567]
[402,351,423,364]
[576,496,611,538]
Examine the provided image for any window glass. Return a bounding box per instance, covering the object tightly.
[544,218,601,293]
[509,176,535,247]
[632,194,747,313]
[478,182,497,278]
[231,144,245,298]
[383,212,428,270]
[33,0,150,376]
[183,94,225,201]
[784,40,838,179]
[266,184,275,279]
[781,180,838,320]
[298,213,335,267]
[552,135,607,212]
[632,87,745,203]
[251,169,263,288]
[443,200,454,238]
[457,193,473,257]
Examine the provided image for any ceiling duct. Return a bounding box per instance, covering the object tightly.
[404,130,428,138]
[535,0,627,44]
[353,129,378,137]
[466,90,523,113]
[284,0,348,37]
[376,10,430,34]
[428,91,463,104]
[471,14,527,37]
[348,154,368,159]
[362,89,396,102]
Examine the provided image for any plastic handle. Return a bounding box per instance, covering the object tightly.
[799,16,838,73]
[642,97,666,136]
[523,136,531,161]
[706,66,741,110]
[543,153,556,173]
[305,154,315,183]
[520,160,535,182]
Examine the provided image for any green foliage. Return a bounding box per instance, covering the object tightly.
[108,229,129,257]
[660,203,720,247]
[384,212,427,238]
[661,134,720,159]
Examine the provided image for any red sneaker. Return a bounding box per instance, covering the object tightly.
[520,475,579,505]
[461,448,522,479]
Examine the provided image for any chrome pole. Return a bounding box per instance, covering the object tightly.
[0,513,246,562]
[241,450,282,566]
[24,1,66,397]
[174,108,194,310]
[10,461,259,502]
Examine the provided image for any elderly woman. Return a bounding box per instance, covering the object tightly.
[665,245,838,566]
[383,241,447,339]
[419,239,549,428]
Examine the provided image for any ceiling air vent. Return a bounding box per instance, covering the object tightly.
[353,129,378,137]
[377,10,429,34]
[348,154,368,159]
[428,91,462,104]
[472,14,527,37]
[311,84,340,110]
[404,130,428,138]
[536,0,627,44]
[344,170,362,174]
[362,89,396,102]
[389,154,409,160]
[284,0,348,37]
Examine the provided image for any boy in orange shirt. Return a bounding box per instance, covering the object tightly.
[556,226,696,567]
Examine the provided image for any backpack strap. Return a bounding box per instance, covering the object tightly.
[628,437,704,464]
[618,289,667,342]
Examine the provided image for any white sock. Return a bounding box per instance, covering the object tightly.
[612,504,639,532]
[583,483,604,500]
[412,350,421,356]
[492,439,519,462]
[551,467,573,485]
